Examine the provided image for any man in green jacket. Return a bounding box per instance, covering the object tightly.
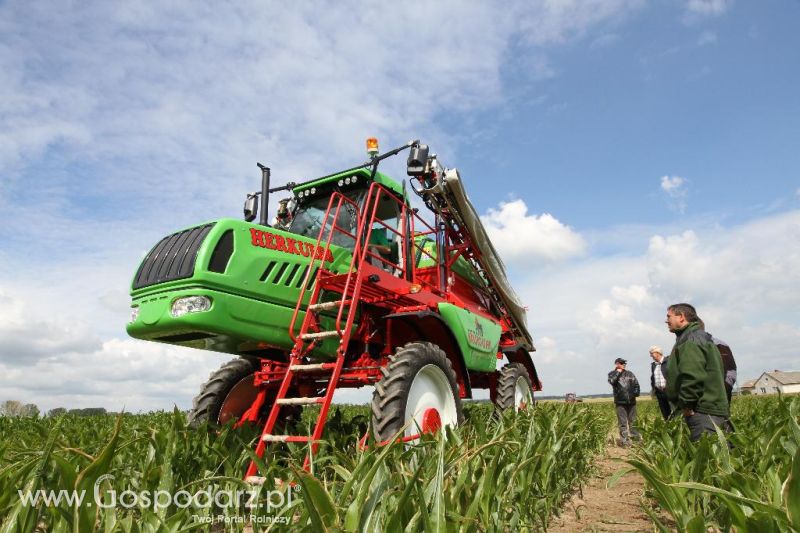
[665,303,733,441]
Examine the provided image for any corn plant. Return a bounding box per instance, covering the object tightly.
[283,402,610,532]
[621,394,800,532]
[0,402,611,531]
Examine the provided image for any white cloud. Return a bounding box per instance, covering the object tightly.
[591,33,621,48]
[660,175,685,193]
[523,209,800,396]
[0,0,646,186]
[534,336,581,365]
[698,30,718,46]
[584,298,665,350]
[0,288,101,365]
[0,0,650,253]
[684,0,733,18]
[646,213,800,311]
[516,0,644,46]
[610,284,653,306]
[660,175,689,213]
[0,337,222,412]
[0,2,513,202]
[481,199,587,264]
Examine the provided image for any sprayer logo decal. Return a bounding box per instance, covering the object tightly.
[249,229,334,263]
[467,317,492,351]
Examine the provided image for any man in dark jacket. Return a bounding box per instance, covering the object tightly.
[665,303,732,441]
[608,357,641,447]
[715,339,737,404]
[697,319,738,405]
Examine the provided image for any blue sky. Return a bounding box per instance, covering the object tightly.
[1,0,798,411]
[460,1,800,227]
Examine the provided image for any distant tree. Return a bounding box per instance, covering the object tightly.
[20,403,39,417]
[0,401,39,417]
[48,407,68,417]
[1,400,24,417]
[67,407,107,416]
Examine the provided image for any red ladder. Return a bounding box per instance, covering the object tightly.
[245,189,376,480]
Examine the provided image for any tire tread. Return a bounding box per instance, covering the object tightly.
[187,358,259,427]
[370,341,464,441]
[495,362,534,412]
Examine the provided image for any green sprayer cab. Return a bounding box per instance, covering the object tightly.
[127,139,540,478]
[127,167,402,360]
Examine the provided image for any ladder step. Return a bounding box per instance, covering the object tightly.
[277,397,323,406]
[261,434,311,443]
[261,435,288,443]
[290,363,336,372]
[301,331,340,340]
[308,299,351,311]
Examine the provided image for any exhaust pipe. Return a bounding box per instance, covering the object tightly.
[257,163,270,227]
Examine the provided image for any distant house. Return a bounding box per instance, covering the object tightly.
[738,379,757,395]
[752,371,800,395]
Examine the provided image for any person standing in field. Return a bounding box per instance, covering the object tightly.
[608,357,641,447]
[665,303,733,441]
[649,345,672,420]
[697,319,738,405]
[715,339,737,404]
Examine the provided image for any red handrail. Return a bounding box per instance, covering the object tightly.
[287,192,361,342]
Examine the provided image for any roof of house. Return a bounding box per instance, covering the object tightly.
[767,371,800,385]
[740,379,757,389]
[754,371,800,386]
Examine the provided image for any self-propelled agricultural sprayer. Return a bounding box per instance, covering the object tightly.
[126,139,541,480]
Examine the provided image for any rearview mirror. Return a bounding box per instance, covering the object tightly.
[244,193,258,222]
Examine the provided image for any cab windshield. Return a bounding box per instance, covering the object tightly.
[289,189,367,249]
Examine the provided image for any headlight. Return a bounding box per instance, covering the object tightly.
[310,187,316,195]
[129,307,140,323]
[351,175,357,183]
[344,177,352,185]
[171,296,212,318]
[338,179,344,187]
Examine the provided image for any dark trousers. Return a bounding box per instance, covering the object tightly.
[684,412,733,442]
[654,389,671,420]
[615,404,641,445]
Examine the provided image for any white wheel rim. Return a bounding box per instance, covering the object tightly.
[405,364,458,438]
[514,376,532,411]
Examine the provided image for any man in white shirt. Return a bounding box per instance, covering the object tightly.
[649,345,671,420]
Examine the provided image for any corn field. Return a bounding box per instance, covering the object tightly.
[0,402,610,532]
[4,395,796,532]
[619,394,800,532]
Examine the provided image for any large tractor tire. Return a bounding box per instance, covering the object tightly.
[187,357,261,427]
[371,342,465,442]
[495,362,534,412]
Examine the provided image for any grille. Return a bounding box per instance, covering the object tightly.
[133,223,215,289]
